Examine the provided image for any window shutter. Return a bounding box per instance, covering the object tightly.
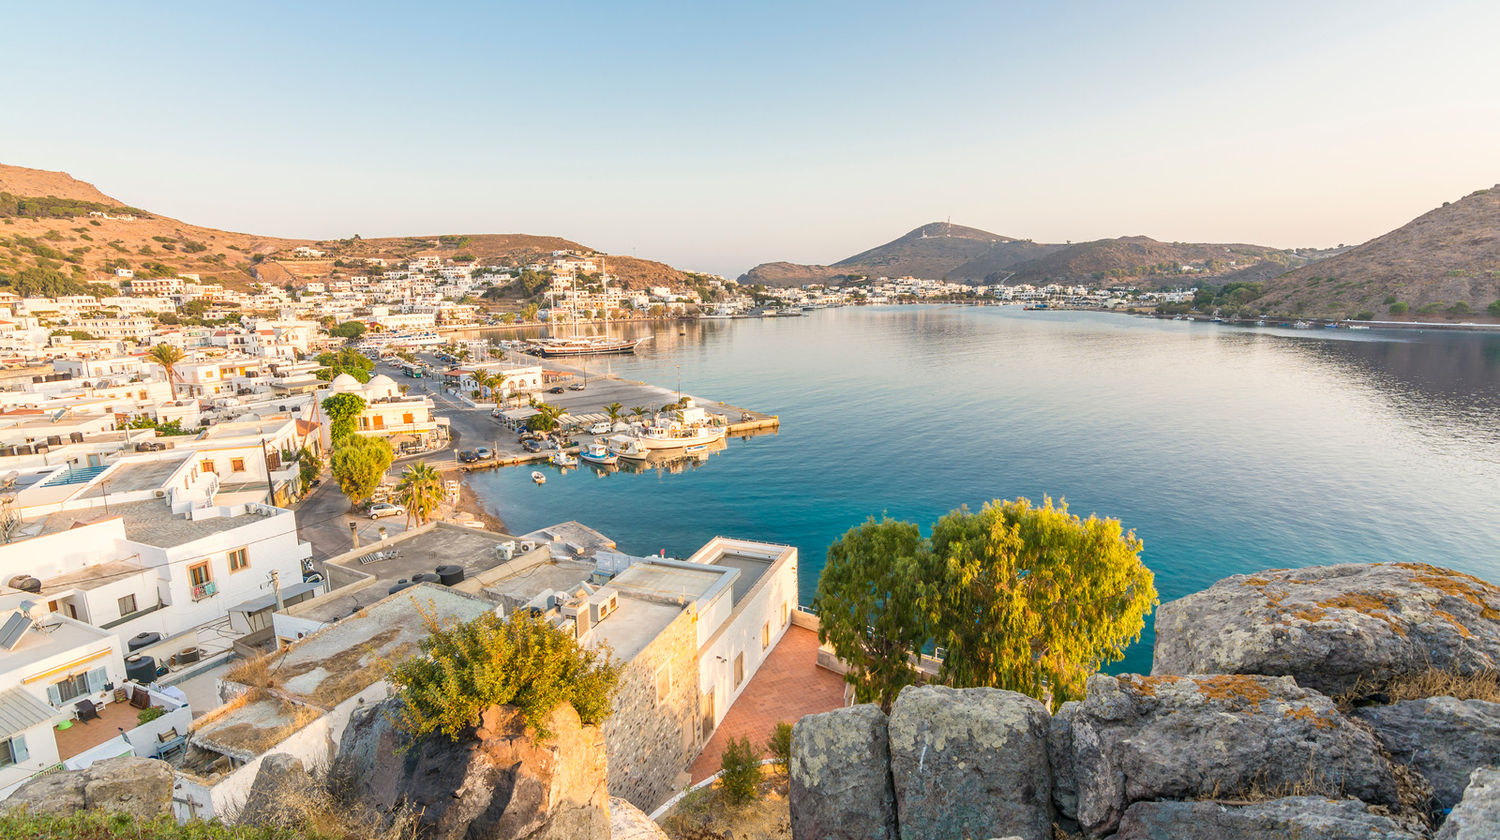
[87,667,107,693]
[11,734,27,762]
[46,684,62,706]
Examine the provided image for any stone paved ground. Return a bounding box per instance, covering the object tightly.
[688,625,847,782]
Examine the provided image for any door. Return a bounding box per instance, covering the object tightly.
[700,688,716,740]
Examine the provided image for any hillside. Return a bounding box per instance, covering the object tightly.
[0,162,691,297]
[742,222,1063,286]
[1003,236,1304,286]
[1252,186,1500,319]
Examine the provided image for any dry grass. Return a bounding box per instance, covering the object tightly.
[661,766,790,840]
[1385,668,1500,703]
[230,770,422,840]
[227,653,280,689]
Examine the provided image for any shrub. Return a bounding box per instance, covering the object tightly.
[1417,302,1444,315]
[1354,311,1374,321]
[1448,301,1472,316]
[1383,294,1398,305]
[387,609,620,741]
[1490,300,1500,317]
[717,736,762,804]
[1388,302,1408,315]
[766,721,793,775]
[137,705,166,725]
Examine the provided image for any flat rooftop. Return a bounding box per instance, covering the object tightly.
[587,596,684,662]
[41,559,150,592]
[258,584,494,709]
[610,561,730,605]
[188,693,316,763]
[481,557,598,609]
[710,552,773,605]
[299,523,528,623]
[520,521,616,558]
[34,500,273,548]
[75,456,188,498]
[0,599,116,677]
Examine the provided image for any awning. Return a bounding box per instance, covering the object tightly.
[0,686,57,738]
[502,407,538,420]
[227,580,323,616]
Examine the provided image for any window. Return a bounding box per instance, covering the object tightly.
[200,459,215,474]
[761,621,771,650]
[655,663,672,705]
[372,415,385,430]
[48,667,105,705]
[118,594,137,617]
[228,547,249,572]
[402,412,414,425]
[733,652,745,688]
[231,458,246,472]
[189,561,212,587]
[0,735,29,768]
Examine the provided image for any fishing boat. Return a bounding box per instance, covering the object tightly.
[1293,320,1314,329]
[683,443,709,453]
[530,471,546,484]
[638,423,726,450]
[549,451,578,467]
[579,441,618,466]
[607,434,650,461]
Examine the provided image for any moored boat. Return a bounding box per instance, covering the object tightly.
[607,434,650,460]
[549,451,578,467]
[531,471,546,484]
[579,441,618,465]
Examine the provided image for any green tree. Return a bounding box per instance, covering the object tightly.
[146,343,184,396]
[329,320,366,339]
[329,435,392,504]
[296,446,321,493]
[396,461,444,527]
[315,348,374,383]
[526,400,566,432]
[387,609,620,741]
[926,497,1156,710]
[602,402,623,424]
[717,736,762,804]
[813,517,930,711]
[766,721,793,776]
[321,392,366,444]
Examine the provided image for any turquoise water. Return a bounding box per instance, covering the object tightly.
[465,307,1500,673]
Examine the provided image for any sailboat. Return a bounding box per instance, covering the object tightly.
[526,260,650,356]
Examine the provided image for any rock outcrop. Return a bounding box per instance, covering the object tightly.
[887,685,1052,840]
[2,756,174,820]
[1153,563,1500,695]
[1060,673,1402,836]
[608,796,669,839]
[1437,768,1500,840]
[790,704,897,840]
[332,697,609,840]
[1112,796,1426,840]
[1355,697,1500,809]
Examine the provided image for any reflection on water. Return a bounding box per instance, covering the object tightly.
[464,307,1500,673]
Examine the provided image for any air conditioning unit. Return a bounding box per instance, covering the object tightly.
[588,589,618,624]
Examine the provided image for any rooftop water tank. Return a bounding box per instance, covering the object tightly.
[410,572,441,585]
[125,654,157,683]
[6,575,41,594]
[435,565,464,586]
[128,631,162,652]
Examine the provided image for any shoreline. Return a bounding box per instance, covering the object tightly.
[453,476,508,534]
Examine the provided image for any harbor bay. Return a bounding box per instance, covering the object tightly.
[464,305,1500,673]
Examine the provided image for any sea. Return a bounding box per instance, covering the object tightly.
[464,306,1500,674]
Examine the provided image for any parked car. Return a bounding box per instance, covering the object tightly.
[458,450,478,463]
[522,439,544,452]
[368,502,406,520]
[588,422,611,435]
[568,382,586,391]
[548,386,565,394]
[475,447,493,459]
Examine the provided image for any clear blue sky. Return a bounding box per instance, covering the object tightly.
[2,1,1496,276]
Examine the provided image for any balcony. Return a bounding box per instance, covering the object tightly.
[190,581,218,602]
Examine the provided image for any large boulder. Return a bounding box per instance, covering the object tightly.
[1064,673,1402,837]
[789,703,897,840]
[608,796,668,839]
[887,685,1052,840]
[1355,697,1500,809]
[332,697,609,840]
[3,756,174,820]
[1438,768,1500,840]
[1153,563,1500,695]
[1112,796,1426,840]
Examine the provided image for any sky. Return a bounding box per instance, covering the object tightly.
[2,1,1497,277]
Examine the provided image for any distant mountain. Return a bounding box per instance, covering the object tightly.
[1252,186,1500,319]
[741,222,1059,286]
[0,163,688,293]
[1001,236,1305,286]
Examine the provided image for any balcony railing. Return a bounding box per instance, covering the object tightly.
[190,581,218,601]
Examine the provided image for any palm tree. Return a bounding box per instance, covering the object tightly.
[147,343,185,397]
[527,399,567,433]
[471,370,494,400]
[630,406,649,422]
[396,461,445,527]
[603,402,623,425]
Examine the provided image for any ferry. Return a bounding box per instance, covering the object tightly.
[579,441,618,466]
[525,336,647,357]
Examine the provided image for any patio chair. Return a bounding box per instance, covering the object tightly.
[156,726,186,760]
[74,698,101,724]
[129,687,152,710]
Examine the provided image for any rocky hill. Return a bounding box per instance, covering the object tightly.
[1252,186,1500,319]
[1002,235,1306,286]
[741,222,1062,286]
[0,162,690,295]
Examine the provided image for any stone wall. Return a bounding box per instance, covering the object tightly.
[603,606,701,811]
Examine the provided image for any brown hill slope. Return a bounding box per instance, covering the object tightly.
[741,222,1055,286]
[1252,186,1500,319]
[1005,236,1300,286]
[0,162,692,295]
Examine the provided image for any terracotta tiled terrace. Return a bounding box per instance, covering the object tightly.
[53,699,140,760]
[689,623,847,782]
